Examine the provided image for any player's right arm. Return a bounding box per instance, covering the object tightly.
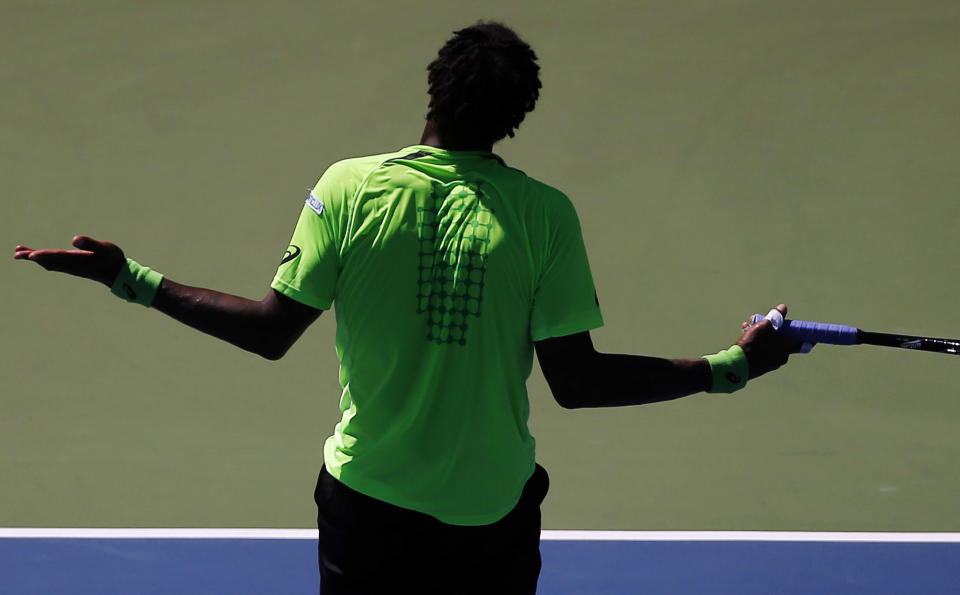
[14,236,321,360]
[534,305,799,409]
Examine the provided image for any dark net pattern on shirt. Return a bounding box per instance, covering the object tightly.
[416,182,492,345]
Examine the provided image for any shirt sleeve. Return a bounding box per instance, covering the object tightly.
[529,194,604,341]
[271,166,351,310]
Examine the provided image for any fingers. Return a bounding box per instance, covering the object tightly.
[16,237,125,286]
[72,235,106,252]
[743,317,773,338]
[13,245,35,260]
[22,250,95,273]
[73,235,124,261]
[16,241,97,260]
[17,236,111,256]
[734,303,802,378]
[742,304,790,333]
[11,247,87,264]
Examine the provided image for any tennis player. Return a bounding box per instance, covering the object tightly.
[14,22,799,594]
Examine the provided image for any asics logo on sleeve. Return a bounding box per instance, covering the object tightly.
[281,245,301,264]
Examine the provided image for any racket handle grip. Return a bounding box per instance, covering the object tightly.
[782,320,859,345]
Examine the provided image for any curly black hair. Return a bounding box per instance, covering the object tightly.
[426,22,541,147]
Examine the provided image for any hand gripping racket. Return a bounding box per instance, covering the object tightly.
[749,309,960,355]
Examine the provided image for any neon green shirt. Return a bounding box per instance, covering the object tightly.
[272,146,602,525]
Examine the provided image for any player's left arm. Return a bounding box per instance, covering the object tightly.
[14,236,321,360]
[152,281,320,360]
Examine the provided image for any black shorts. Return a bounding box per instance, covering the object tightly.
[315,464,549,595]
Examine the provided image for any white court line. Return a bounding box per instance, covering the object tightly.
[0,529,316,540]
[541,531,960,543]
[1,529,960,543]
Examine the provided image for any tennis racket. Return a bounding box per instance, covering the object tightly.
[780,319,960,355]
[750,311,960,355]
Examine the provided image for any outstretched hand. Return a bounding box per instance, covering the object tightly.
[14,236,126,287]
[735,303,803,379]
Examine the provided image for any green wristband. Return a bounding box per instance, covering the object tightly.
[702,345,749,394]
[110,258,164,307]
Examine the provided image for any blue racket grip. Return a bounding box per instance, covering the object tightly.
[781,320,859,345]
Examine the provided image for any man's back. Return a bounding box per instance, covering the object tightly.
[272,145,603,524]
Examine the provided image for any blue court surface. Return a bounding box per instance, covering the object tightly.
[1,530,958,594]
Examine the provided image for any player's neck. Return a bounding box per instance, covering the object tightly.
[419,120,492,153]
